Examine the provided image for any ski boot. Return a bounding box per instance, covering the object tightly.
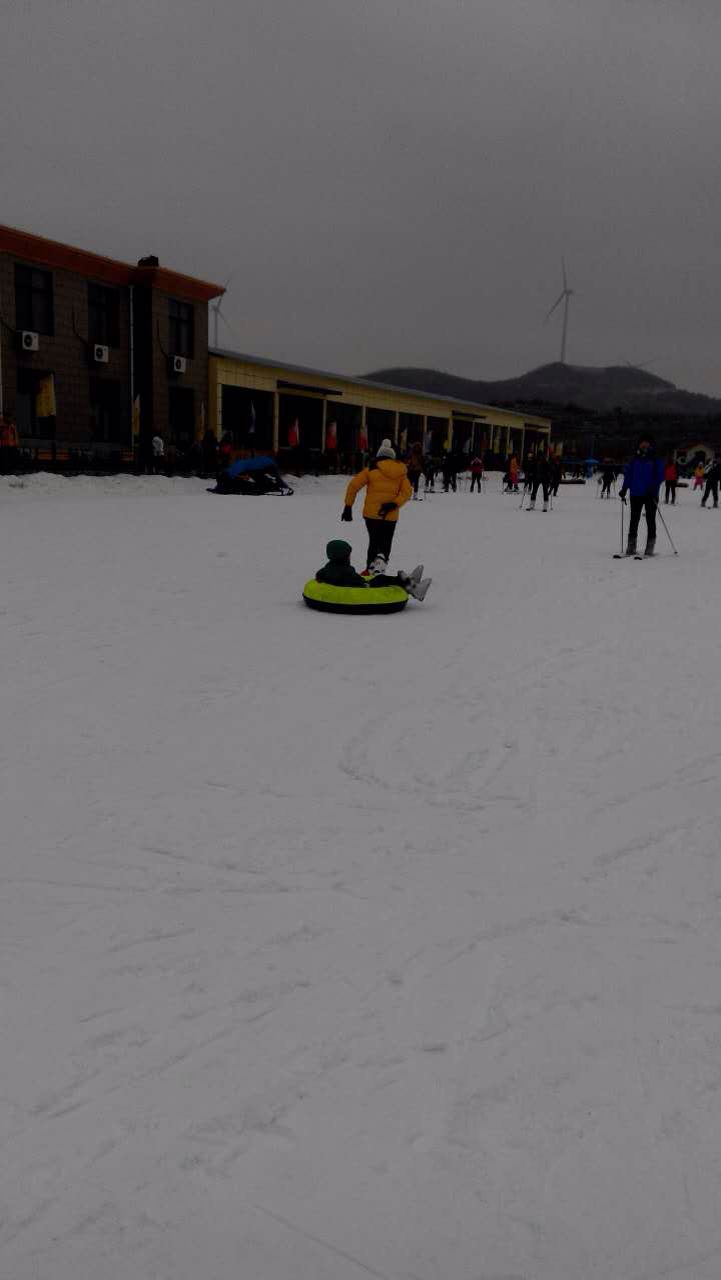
[407,577,432,602]
[644,537,656,558]
[625,535,637,557]
[398,565,424,588]
[368,554,388,576]
[528,499,535,510]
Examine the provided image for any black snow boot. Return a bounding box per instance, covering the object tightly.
[625,536,637,557]
[644,538,656,557]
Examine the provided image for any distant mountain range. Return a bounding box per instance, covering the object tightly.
[364,362,721,418]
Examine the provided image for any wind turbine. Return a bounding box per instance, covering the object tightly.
[210,275,234,349]
[545,258,575,364]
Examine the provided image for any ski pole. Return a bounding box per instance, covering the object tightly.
[654,500,678,555]
[620,495,625,555]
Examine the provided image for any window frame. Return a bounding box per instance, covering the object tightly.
[88,283,120,348]
[168,298,194,359]
[89,376,124,445]
[15,264,54,336]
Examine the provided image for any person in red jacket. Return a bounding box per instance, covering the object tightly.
[664,457,678,505]
[469,454,484,493]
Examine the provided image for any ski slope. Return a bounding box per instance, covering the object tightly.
[1,473,720,1280]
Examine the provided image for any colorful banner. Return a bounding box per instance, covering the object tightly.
[35,373,56,419]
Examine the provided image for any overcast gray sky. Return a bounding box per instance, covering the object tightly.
[2,0,720,393]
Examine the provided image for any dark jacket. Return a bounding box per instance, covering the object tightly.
[621,454,665,498]
[529,455,551,484]
[316,540,368,588]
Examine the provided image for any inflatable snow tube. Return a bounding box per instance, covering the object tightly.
[302,580,408,615]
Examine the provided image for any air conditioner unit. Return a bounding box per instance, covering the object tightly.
[172,355,187,374]
[93,344,109,364]
[20,331,39,352]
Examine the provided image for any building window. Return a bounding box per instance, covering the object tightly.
[88,284,120,347]
[168,299,194,358]
[15,264,54,335]
[89,378,124,444]
[16,369,56,439]
[168,385,195,448]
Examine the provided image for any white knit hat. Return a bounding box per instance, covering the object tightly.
[376,438,396,460]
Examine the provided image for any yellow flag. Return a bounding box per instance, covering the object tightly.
[35,374,57,418]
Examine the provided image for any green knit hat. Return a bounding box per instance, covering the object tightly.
[326,540,352,563]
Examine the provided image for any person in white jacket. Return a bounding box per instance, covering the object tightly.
[151,435,165,474]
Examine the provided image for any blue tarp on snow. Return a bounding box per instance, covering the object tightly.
[226,455,277,478]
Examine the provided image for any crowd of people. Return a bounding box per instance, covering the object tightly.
[1,405,718,535]
[334,432,720,569]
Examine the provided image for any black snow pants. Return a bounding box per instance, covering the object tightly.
[628,495,657,549]
[470,473,483,492]
[365,517,397,568]
[702,479,718,507]
[664,481,676,504]
[531,481,550,504]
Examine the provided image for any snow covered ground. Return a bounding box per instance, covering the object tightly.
[1,473,721,1280]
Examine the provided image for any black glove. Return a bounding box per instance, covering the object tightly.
[341,505,353,522]
[378,502,397,519]
[619,490,627,504]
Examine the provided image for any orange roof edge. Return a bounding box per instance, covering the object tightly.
[0,224,225,301]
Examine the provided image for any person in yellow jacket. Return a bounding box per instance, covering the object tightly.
[342,438,413,571]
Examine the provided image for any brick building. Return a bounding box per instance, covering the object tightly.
[0,226,223,463]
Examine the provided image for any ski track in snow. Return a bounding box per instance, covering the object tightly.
[1,474,721,1278]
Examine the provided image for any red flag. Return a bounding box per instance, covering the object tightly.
[326,420,337,450]
[288,418,300,447]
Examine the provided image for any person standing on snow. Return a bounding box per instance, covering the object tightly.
[701,456,721,508]
[528,447,552,510]
[151,434,165,474]
[406,441,425,500]
[469,453,484,492]
[507,454,520,493]
[664,456,678,505]
[342,439,413,572]
[600,461,615,498]
[618,436,665,556]
[441,450,457,492]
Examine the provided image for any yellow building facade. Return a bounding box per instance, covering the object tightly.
[208,350,551,461]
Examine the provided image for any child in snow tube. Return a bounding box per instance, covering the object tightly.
[303,540,431,614]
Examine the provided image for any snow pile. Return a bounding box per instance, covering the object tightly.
[0,470,331,499]
[1,480,721,1280]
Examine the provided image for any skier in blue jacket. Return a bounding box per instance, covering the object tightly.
[618,436,666,556]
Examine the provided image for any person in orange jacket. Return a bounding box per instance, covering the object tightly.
[508,454,520,493]
[342,438,413,571]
